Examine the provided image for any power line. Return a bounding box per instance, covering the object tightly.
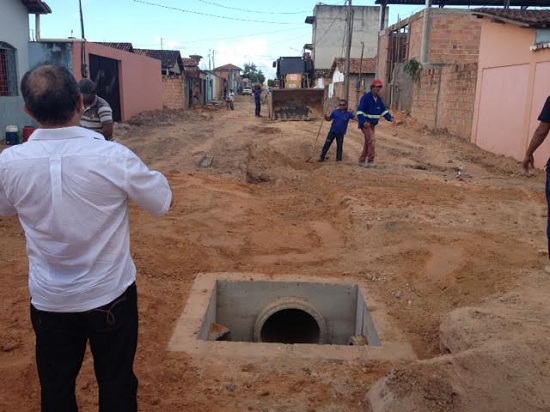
[183,27,309,44]
[197,0,309,14]
[133,0,298,24]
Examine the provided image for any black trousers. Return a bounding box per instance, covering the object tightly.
[320,132,345,161]
[255,101,261,116]
[31,283,139,412]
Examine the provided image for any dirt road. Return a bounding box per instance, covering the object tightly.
[1,95,550,411]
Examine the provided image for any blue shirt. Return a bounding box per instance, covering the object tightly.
[254,90,261,103]
[357,91,392,127]
[329,109,355,135]
[539,96,550,122]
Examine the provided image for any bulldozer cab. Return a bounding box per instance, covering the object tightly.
[269,56,325,121]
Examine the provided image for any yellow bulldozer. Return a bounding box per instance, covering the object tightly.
[268,56,325,121]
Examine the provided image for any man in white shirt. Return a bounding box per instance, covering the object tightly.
[0,63,173,411]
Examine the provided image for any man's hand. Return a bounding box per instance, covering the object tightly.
[522,154,535,175]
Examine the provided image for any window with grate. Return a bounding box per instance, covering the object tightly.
[0,42,18,97]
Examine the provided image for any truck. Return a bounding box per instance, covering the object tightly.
[268,56,325,121]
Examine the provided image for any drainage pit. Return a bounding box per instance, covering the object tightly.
[198,277,380,346]
[169,273,416,361]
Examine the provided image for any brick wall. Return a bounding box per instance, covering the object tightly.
[411,62,478,139]
[162,76,184,109]
[408,15,423,61]
[411,67,440,129]
[429,12,481,64]
[377,32,389,85]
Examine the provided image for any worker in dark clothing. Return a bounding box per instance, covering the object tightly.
[304,53,315,88]
[522,95,550,273]
[254,85,262,117]
[318,99,355,162]
[356,79,393,168]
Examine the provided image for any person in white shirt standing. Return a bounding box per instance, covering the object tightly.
[0,63,173,411]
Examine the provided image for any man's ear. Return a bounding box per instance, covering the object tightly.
[77,94,84,115]
[23,104,35,119]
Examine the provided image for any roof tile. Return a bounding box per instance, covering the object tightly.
[472,8,550,27]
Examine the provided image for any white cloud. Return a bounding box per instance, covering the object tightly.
[215,37,276,79]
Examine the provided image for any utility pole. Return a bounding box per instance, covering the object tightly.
[343,0,354,103]
[356,41,364,108]
[78,0,88,78]
[212,50,215,70]
[160,37,163,50]
[420,0,432,65]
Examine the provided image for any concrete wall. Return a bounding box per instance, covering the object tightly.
[0,0,35,136]
[472,20,550,167]
[311,5,384,70]
[73,42,163,121]
[29,41,73,69]
[329,66,374,110]
[162,76,184,109]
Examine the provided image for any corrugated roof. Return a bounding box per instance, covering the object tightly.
[21,0,51,14]
[134,49,183,71]
[472,8,550,27]
[330,57,377,76]
[95,42,135,52]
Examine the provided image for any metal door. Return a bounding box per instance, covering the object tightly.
[89,54,121,121]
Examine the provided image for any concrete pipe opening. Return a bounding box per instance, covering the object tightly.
[254,298,327,344]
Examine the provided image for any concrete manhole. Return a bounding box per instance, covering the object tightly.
[169,273,415,361]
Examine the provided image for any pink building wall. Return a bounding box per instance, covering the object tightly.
[472,20,550,168]
[73,43,162,122]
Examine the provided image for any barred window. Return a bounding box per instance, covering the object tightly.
[0,42,18,97]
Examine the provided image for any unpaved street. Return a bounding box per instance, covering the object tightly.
[1,95,550,411]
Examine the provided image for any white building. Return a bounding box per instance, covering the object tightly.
[305,4,387,71]
[0,0,51,134]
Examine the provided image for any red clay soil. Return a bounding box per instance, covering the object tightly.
[1,96,549,411]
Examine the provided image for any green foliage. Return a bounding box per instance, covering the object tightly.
[267,79,275,87]
[404,58,423,83]
[257,72,265,85]
[242,62,265,85]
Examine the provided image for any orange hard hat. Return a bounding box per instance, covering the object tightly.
[371,79,383,88]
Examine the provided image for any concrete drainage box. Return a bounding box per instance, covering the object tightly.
[169,273,416,361]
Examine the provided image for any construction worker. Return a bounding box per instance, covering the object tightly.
[356,79,393,168]
[318,99,355,162]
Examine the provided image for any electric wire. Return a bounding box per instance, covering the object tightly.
[197,0,309,15]
[133,0,299,24]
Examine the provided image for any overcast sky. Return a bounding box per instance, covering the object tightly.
[32,0,424,78]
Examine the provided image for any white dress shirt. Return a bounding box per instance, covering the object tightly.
[0,126,172,312]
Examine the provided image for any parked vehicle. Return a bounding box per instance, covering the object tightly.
[242,87,252,95]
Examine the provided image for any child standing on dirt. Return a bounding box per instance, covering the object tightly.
[226,89,235,110]
[318,99,355,162]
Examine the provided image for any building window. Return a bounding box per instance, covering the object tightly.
[0,42,18,97]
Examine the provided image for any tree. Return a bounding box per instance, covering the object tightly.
[242,62,265,85]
